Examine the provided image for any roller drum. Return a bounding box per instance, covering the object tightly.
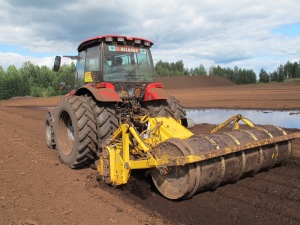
[151,125,292,200]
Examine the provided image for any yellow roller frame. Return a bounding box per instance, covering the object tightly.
[97,116,194,185]
[97,115,300,186]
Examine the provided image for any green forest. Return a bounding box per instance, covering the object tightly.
[0,60,299,100]
[154,60,300,84]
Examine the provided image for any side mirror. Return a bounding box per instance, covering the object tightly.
[53,56,61,72]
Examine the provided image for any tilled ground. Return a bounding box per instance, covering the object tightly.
[0,106,167,225]
[98,162,300,225]
[86,124,300,225]
[0,82,300,225]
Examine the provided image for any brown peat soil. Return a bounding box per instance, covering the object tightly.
[1,78,299,225]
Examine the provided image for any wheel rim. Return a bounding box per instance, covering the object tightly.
[57,111,74,156]
[66,119,74,142]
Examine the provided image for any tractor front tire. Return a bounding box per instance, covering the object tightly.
[45,111,56,149]
[54,96,97,168]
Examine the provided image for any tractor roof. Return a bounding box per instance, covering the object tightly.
[77,35,154,52]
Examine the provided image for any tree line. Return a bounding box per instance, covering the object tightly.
[0,61,75,100]
[0,59,299,100]
[155,60,300,84]
[259,61,300,83]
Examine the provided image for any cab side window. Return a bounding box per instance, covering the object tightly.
[76,51,86,86]
[85,45,100,72]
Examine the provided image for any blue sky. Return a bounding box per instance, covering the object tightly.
[273,22,300,37]
[0,0,300,76]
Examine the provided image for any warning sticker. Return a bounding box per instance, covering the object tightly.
[84,72,93,83]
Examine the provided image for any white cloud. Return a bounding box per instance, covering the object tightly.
[0,0,300,74]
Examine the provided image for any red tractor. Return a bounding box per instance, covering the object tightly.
[44,35,299,200]
[45,35,186,168]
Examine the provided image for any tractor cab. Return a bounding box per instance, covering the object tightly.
[103,42,154,83]
[77,35,155,86]
[54,35,158,99]
[55,35,155,86]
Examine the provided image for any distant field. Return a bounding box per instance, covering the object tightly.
[1,76,299,110]
[156,76,300,110]
[155,75,235,89]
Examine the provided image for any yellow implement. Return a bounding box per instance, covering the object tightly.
[210,114,255,133]
[97,116,300,199]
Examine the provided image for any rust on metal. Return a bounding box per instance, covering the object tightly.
[157,132,300,166]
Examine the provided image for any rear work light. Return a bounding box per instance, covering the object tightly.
[96,82,115,90]
[105,37,113,42]
[134,39,142,44]
[96,82,106,88]
[144,41,150,46]
[117,37,125,42]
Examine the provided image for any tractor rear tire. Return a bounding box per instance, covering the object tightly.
[168,96,186,120]
[95,103,119,150]
[142,100,172,117]
[45,111,56,149]
[54,96,97,169]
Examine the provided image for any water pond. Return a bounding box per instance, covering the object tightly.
[186,109,300,129]
[13,106,300,129]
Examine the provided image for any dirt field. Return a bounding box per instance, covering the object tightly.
[0,79,300,225]
[156,76,300,109]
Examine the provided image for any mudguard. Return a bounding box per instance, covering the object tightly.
[75,83,122,102]
[144,82,170,101]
